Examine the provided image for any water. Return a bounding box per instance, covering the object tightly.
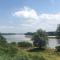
[48,38,58,48]
[3,35,31,42]
[3,35,58,48]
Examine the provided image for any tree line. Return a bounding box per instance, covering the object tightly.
[25,31,56,36]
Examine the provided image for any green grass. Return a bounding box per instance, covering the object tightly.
[0,48,60,60]
[16,48,60,60]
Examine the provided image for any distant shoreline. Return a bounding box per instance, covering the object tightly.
[1,32,56,36]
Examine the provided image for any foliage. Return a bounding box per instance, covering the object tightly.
[0,44,17,57]
[47,32,56,36]
[56,24,60,39]
[0,33,17,57]
[0,54,46,60]
[17,41,32,48]
[9,42,17,47]
[12,54,45,60]
[25,32,34,35]
[55,45,60,52]
[32,29,48,48]
[0,49,59,60]
[0,33,7,47]
[7,45,17,57]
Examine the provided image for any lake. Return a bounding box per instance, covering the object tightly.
[3,35,59,48]
[3,35,31,42]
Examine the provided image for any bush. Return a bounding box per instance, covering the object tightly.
[17,42,32,48]
[32,29,48,48]
[0,33,7,47]
[55,45,60,52]
[7,45,18,57]
[9,42,17,48]
[0,44,17,57]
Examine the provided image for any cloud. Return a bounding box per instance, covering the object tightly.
[13,6,39,20]
[0,25,26,33]
[0,26,16,29]
[40,13,60,25]
[12,6,60,32]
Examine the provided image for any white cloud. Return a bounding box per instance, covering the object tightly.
[40,13,60,24]
[13,6,60,32]
[13,6,39,20]
[0,26,14,28]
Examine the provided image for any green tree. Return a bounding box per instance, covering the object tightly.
[55,24,60,51]
[56,24,60,39]
[55,46,60,52]
[32,29,48,48]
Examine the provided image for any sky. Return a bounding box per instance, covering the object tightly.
[0,0,60,33]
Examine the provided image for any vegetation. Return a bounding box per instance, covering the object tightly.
[32,29,48,48]
[47,32,56,36]
[56,46,60,52]
[0,27,60,60]
[55,24,60,52]
[56,24,60,39]
[0,49,60,60]
[25,32,56,36]
[9,42,17,47]
[0,33,17,56]
[24,32,35,36]
[17,41,32,48]
[0,33,7,47]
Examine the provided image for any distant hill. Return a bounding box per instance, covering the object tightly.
[0,33,24,35]
[47,32,56,36]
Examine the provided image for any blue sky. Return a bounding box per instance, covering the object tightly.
[0,0,60,33]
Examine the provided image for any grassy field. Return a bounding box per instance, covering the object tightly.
[0,48,60,60]
[17,48,60,60]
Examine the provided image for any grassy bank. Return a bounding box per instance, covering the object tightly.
[0,48,60,60]
[17,48,60,60]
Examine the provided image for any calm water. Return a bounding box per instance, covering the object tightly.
[48,38,58,48]
[3,35,58,48]
[3,35,31,42]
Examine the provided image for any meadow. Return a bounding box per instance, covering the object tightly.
[0,48,60,60]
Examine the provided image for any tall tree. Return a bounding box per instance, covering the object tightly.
[32,29,48,48]
[56,24,60,39]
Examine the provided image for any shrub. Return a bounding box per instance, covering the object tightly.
[9,42,17,48]
[17,42,32,48]
[6,45,18,57]
[0,33,7,47]
[0,44,17,57]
